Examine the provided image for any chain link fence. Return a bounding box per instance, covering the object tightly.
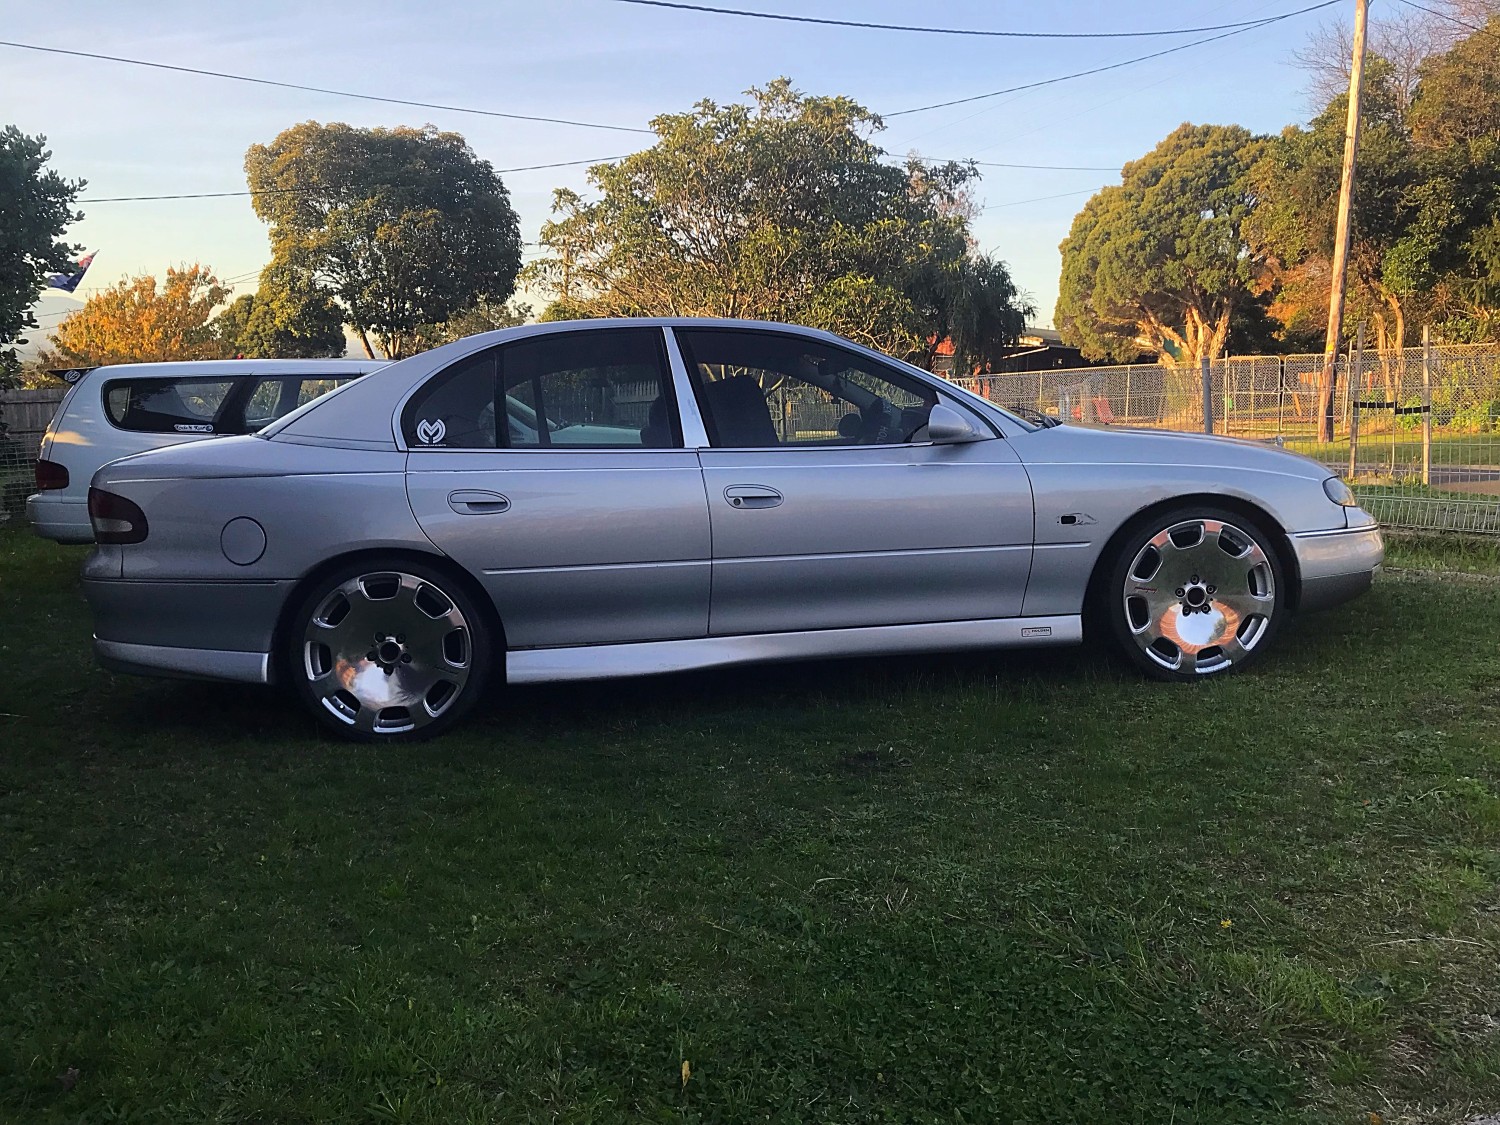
[953,341,1500,535]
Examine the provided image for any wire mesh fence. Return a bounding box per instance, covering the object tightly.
[954,340,1500,535]
[0,388,66,528]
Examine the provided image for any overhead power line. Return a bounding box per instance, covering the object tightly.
[1393,0,1486,32]
[78,156,627,204]
[886,0,1340,116]
[962,159,1120,171]
[981,187,1102,210]
[606,0,1324,39]
[0,39,654,134]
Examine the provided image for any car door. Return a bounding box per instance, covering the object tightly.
[404,326,712,649]
[672,327,1034,636]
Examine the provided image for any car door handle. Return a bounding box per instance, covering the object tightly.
[447,490,511,515]
[724,485,783,509]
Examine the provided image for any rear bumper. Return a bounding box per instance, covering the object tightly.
[26,493,94,544]
[83,576,290,684]
[1291,521,1384,613]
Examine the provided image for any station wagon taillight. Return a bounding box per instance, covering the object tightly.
[34,459,68,491]
[88,487,149,544]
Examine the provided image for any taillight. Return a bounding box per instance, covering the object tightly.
[88,487,149,544]
[34,459,69,491]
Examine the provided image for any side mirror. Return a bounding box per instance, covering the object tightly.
[927,403,984,444]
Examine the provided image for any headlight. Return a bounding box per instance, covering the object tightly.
[1323,476,1357,507]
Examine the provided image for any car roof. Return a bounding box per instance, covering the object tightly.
[80,358,388,379]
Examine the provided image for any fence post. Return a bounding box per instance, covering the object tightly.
[1124,366,1131,420]
[1348,323,1364,479]
[1201,356,1213,434]
[1422,325,1432,486]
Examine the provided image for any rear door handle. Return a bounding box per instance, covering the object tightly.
[724,484,783,509]
[447,489,511,515]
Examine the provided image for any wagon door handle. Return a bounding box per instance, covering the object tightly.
[448,490,510,514]
[724,485,783,509]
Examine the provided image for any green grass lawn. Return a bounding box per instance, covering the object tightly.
[2,531,1498,1125]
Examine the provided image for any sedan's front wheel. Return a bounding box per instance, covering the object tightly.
[285,558,493,741]
[1104,507,1285,680]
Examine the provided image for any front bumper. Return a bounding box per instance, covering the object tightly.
[84,576,291,684]
[1291,519,1384,613]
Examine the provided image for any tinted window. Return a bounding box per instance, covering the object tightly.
[403,328,676,449]
[675,330,936,448]
[103,378,237,434]
[242,375,358,431]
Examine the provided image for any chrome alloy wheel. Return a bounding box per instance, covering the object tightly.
[1121,518,1277,675]
[301,570,473,735]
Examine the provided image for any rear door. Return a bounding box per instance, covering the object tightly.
[404,327,712,649]
[673,327,1035,636]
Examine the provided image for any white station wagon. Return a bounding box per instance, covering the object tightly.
[27,359,385,543]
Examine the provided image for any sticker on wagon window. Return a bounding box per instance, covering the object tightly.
[415,418,446,445]
[173,423,214,433]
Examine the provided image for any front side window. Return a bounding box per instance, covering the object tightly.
[674,330,937,448]
[103,378,238,434]
[402,328,677,450]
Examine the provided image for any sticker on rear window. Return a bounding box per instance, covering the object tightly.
[173,423,215,433]
[415,419,446,445]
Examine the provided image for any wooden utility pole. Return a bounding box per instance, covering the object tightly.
[1317,0,1370,443]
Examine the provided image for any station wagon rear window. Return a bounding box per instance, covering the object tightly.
[104,378,238,434]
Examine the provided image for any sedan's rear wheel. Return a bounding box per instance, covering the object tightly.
[286,558,492,741]
[1105,508,1285,680]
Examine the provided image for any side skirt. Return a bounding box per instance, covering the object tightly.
[505,615,1082,685]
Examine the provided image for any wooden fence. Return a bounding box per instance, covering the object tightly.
[1,387,67,445]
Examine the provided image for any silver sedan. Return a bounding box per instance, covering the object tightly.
[82,319,1383,740]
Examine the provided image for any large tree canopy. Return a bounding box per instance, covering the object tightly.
[1247,60,1416,353]
[525,80,1030,365]
[0,126,83,385]
[244,122,523,360]
[48,265,233,366]
[214,264,346,359]
[1055,123,1268,367]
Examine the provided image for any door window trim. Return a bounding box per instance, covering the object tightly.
[672,326,984,451]
[398,326,686,453]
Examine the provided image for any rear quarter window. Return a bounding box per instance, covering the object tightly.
[103,378,238,434]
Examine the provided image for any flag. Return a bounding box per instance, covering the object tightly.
[46,251,96,293]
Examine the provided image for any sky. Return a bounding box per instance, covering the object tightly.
[3,0,1345,338]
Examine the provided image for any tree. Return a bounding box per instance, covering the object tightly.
[1055,123,1269,368]
[48,265,234,366]
[0,126,83,387]
[524,80,1030,361]
[244,122,523,361]
[1247,63,1417,356]
[414,297,530,349]
[214,266,346,358]
[1406,15,1500,150]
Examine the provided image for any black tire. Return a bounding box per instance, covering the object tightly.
[284,556,495,741]
[1101,505,1287,682]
